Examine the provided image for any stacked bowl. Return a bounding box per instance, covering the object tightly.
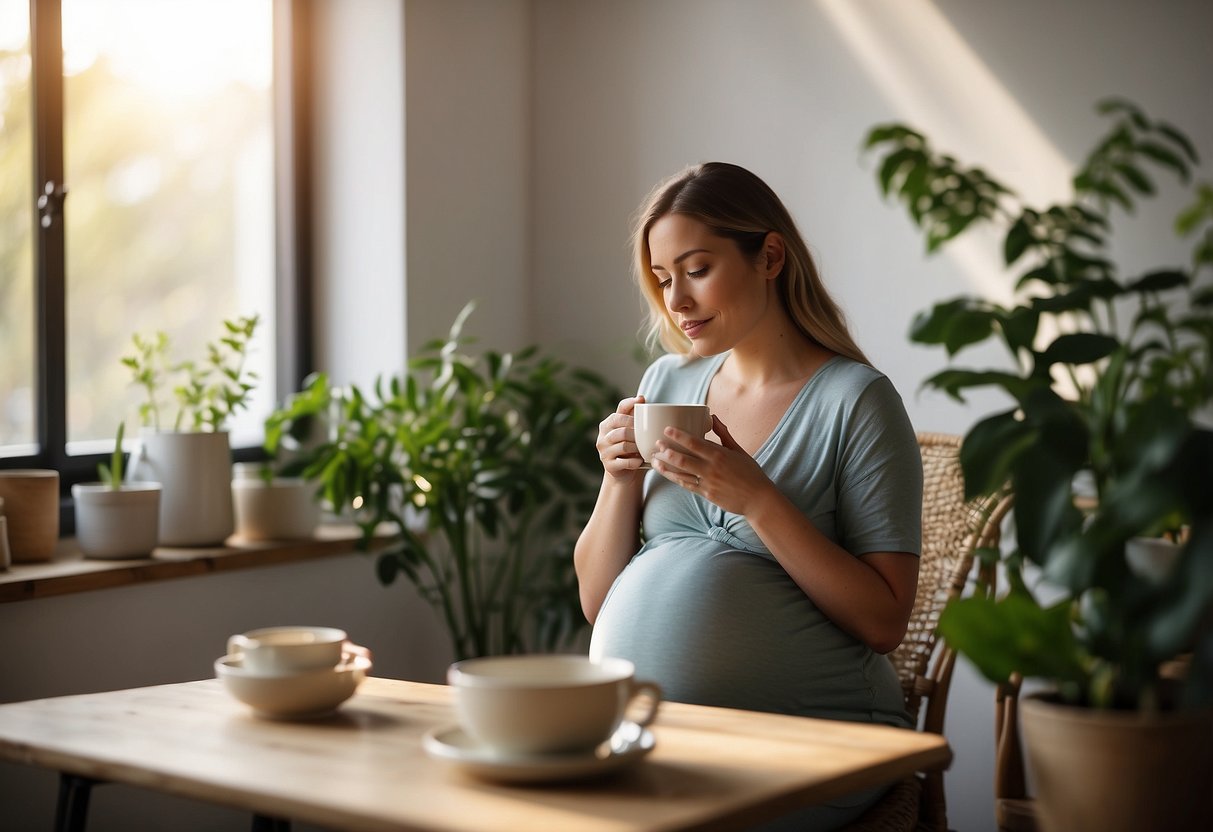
[215,626,371,719]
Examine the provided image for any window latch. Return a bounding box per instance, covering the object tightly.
[37,180,69,229]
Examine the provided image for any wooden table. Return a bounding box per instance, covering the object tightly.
[0,677,951,831]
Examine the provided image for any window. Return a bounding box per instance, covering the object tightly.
[0,0,312,496]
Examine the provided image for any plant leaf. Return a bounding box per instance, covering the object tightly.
[938,592,1086,686]
[1037,333,1120,366]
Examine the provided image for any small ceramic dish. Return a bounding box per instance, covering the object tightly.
[215,647,371,719]
[422,720,656,783]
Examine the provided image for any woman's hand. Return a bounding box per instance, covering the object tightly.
[596,395,647,482]
[652,414,775,514]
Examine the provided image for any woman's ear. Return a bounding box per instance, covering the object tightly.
[762,232,786,279]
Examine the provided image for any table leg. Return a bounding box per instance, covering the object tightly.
[55,774,100,832]
[251,814,291,832]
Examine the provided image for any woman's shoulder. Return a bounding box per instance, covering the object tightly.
[816,355,894,398]
[806,357,912,433]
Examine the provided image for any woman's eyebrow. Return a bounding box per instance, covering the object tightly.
[652,248,710,271]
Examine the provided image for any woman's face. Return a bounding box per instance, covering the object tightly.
[647,213,778,356]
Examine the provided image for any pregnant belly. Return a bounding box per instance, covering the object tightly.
[589,538,904,722]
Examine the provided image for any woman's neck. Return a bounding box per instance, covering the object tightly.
[717,320,834,390]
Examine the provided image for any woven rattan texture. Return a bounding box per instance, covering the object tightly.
[892,432,1004,721]
[840,432,1012,832]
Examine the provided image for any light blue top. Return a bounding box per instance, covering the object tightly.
[589,352,922,728]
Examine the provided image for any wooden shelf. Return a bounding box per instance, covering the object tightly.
[0,526,386,604]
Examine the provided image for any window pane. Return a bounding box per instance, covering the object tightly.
[0,0,36,454]
[62,0,275,451]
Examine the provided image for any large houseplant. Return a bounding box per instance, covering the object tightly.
[866,100,1213,829]
[265,303,622,660]
[123,314,260,545]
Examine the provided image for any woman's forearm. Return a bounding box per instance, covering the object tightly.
[573,474,644,623]
[745,483,918,653]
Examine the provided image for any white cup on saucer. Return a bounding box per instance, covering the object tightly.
[448,654,662,756]
[226,625,350,676]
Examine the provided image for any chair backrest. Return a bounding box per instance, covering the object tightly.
[891,432,1012,728]
[841,433,1013,832]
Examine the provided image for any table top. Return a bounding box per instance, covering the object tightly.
[0,677,950,832]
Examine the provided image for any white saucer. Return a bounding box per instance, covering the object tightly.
[422,721,655,783]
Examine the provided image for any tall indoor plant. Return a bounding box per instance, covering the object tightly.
[265,303,622,660]
[123,314,260,546]
[866,99,1213,829]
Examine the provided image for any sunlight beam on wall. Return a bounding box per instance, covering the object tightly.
[819,0,1077,303]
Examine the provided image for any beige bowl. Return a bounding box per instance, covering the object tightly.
[215,647,371,719]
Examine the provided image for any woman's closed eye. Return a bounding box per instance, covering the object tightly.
[655,266,708,289]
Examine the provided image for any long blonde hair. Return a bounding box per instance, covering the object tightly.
[632,162,870,365]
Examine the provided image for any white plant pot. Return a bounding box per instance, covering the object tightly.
[127,430,234,546]
[72,482,161,559]
[1125,536,1182,584]
[232,477,320,541]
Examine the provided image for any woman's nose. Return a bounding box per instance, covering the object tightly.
[667,278,691,311]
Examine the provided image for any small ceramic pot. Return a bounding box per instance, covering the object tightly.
[0,469,60,562]
[232,476,320,541]
[72,482,161,559]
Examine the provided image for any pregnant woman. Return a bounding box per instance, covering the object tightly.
[574,162,923,830]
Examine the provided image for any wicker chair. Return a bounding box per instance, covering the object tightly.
[841,432,1014,832]
[994,673,1037,832]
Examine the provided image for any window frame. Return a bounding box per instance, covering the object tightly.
[3,0,314,530]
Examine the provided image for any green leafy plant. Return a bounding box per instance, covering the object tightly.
[866,98,1213,711]
[265,303,623,660]
[96,421,126,490]
[122,314,261,432]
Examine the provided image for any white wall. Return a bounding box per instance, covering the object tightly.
[312,0,407,390]
[403,0,533,356]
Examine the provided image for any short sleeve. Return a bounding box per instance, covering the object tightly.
[835,376,923,556]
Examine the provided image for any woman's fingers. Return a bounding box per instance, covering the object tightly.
[710,414,742,451]
[654,421,764,505]
[596,395,646,477]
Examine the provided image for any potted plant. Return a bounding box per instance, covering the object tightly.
[230,459,320,542]
[865,99,1213,830]
[123,314,261,546]
[72,421,162,559]
[264,303,623,660]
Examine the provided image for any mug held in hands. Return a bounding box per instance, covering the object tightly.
[633,403,711,467]
[448,654,662,755]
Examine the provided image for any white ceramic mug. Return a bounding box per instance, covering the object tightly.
[227,626,350,675]
[633,403,712,467]
[448,654,662,755]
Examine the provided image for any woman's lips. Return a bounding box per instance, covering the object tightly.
[681,318,709,338]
